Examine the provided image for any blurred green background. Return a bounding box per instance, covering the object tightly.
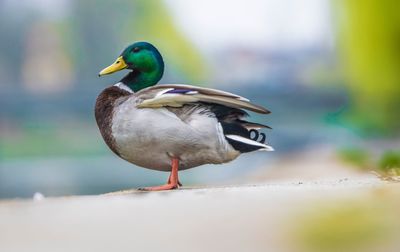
[1,0,399,198]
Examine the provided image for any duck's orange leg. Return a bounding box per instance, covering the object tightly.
[139,158,180,191]
[168,173,182,187]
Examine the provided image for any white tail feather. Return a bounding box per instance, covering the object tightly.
[225,134,274,151]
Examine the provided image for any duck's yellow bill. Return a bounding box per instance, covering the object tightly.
[99,56,127,76]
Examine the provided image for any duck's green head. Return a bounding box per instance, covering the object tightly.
[99,42,164,91]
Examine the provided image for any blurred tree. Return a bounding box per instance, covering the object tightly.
[0,2,32,89]
[22,21,74,94]
[125,0,206,83]
[67,0,126,84]
[0,0,205,91]
[67,0,205,85]
[335,0,400,135]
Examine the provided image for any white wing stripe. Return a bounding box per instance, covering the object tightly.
[155,88,174,97]
[186,91,199,95]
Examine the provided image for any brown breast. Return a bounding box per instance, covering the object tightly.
[94,86,131,156]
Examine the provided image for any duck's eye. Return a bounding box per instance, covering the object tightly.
[133,47,140,53]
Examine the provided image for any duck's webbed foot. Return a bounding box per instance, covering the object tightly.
[138,157,181,191]
[138,183,178,191]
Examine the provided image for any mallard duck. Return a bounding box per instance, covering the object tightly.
[95,42,273,191]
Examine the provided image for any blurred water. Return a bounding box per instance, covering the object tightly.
[0,152,275,199]
[0,86,349,198]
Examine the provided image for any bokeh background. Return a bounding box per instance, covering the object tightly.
[1,0,399,198]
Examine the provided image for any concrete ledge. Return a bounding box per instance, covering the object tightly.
[2,178,398,252]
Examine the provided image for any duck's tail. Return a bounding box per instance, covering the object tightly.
[210,105,273,153]
[221,122,274,153]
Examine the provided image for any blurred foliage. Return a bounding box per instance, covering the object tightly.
[379,151,400,171]
[378,151,400,180]
[335,0,400,135]
[338,148,370,169]
[338,148,400,180]
[292,191,400,252]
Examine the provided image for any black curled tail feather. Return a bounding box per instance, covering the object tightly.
[249,129,267,144]
[221,122,270,153]
[206,103,271,153]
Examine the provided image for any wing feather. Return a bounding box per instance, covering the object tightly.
[136,84,270,114]
[148,84,249,101]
